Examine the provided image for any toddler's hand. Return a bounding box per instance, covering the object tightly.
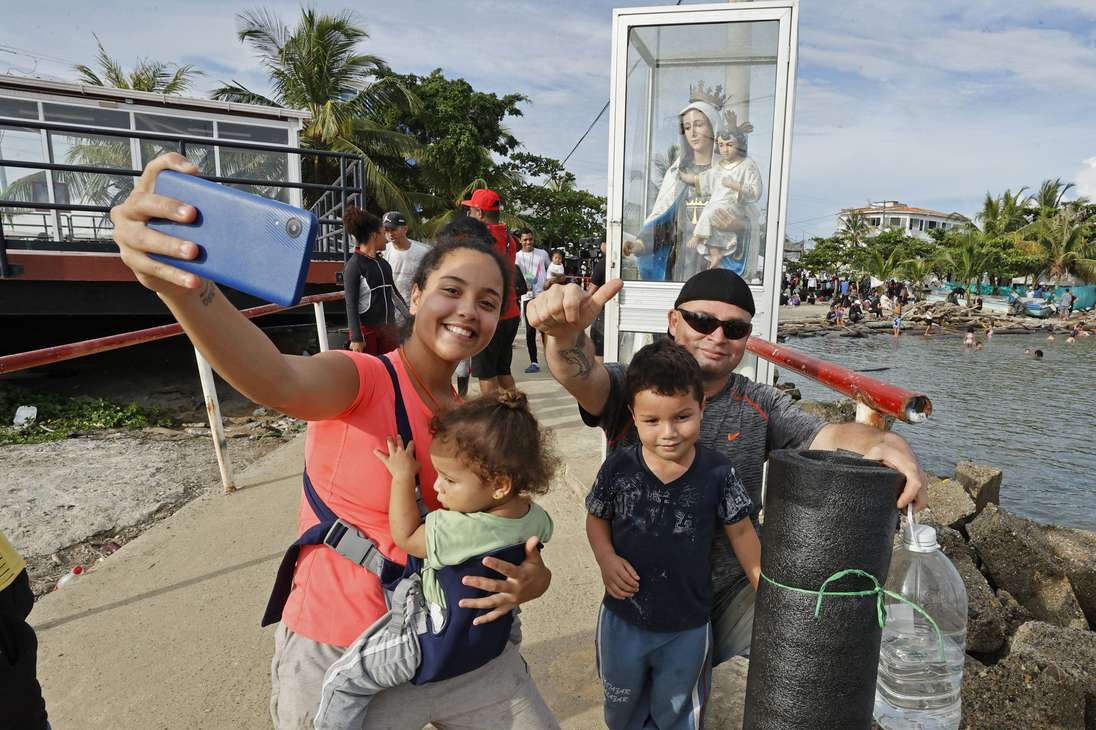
[373,435,419,482]
[597,552,640,600]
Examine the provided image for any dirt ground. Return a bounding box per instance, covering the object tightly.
[2,326,324,595]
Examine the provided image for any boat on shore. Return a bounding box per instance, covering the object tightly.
[1021,299,1055,318]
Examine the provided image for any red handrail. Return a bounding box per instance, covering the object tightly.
[2,290,932,425]
[0,291,345,375]
[747,336,932,424]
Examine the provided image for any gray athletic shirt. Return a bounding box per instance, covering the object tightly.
[580,364,826,607]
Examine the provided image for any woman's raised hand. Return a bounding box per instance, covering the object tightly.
[110,153,202,298]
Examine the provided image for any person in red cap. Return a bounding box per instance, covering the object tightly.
[463,188,522,393]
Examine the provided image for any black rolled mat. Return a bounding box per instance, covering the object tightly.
[743,449,904,730]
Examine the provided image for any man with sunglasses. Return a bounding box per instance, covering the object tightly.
[527,267,927,665]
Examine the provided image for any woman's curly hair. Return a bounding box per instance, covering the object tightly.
[430,389,556,498]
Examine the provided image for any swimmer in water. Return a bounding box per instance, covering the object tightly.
[1047,334,1056,341]
[1067,336,1076,344]
[964,326,976,348]
[1034,349,1044,359]
[1024,348,1032,355]
[974,341,983,351]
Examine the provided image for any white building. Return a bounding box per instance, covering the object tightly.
[838,201,970,242]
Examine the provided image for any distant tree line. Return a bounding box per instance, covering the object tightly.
[794,180,1095,304]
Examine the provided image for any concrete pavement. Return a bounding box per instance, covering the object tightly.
[31,337,748,729]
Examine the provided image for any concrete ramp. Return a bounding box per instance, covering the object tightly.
[32,373,746,728]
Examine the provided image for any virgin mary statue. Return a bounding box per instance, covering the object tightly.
[636,82,758,282]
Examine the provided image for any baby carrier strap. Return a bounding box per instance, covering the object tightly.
[411,541,529,684]
[376,353,427,519]
[260,353,422,627]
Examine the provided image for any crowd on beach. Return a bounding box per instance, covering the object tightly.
[4,153,930,730]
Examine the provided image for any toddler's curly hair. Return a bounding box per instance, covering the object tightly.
[430,389,556,497]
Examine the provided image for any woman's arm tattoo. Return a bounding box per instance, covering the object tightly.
[198,279,216,306]
[560,331,593,378]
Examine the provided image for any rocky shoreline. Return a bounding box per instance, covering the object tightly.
[798,398,1096,728]
[778,300,1096,340]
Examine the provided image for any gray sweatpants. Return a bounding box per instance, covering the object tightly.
[270,623,559,729]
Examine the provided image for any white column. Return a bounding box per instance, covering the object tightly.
[194,348,236,493]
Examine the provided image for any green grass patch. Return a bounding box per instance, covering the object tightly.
[0,386,176,445]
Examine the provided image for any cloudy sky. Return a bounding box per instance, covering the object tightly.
[3,0,1094,240]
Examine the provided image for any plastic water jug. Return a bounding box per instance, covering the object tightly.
[874,508,967,729]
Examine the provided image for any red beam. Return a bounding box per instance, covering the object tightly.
[747,336,932,424]
[0,291,345,375]
[4,251,342,284]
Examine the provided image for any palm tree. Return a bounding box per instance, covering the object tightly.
[901,258,932,301]
[2,40,206,229]
[1017,206,1096,285]
[839,211,870,248]
[978,188,1028,239]
[652,144,680,182]
[1025,178,1075,223]
[74,36,203,94]
[860,247,905,283]
[210,8,420,215]
[937,228,992,306]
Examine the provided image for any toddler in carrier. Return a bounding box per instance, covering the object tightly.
[314,389,555,729]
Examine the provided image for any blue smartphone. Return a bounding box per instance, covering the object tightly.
[148,170,317,306]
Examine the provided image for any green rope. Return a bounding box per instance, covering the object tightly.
[760,568,946,661]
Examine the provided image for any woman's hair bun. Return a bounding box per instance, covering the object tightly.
[495,389,528,410]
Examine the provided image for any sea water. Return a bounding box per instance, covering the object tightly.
[776,332,1096,530]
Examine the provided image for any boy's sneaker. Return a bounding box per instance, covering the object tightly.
[524,363,540,374]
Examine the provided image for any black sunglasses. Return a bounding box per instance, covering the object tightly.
[676,309,753,340]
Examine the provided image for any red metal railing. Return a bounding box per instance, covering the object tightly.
[747,336,932,425]
[0,291,345,374]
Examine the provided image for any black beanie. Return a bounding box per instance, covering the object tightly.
[674,269,756,316]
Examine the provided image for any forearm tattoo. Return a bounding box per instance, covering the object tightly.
[198,279,216,306]
[560,331,594,379]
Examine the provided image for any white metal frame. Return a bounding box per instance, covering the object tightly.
[194,304,331,493]
[604,1,800,388]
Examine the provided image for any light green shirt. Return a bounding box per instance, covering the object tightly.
[423,503,553,609]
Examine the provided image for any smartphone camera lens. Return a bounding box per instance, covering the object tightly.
[285,218,303,238]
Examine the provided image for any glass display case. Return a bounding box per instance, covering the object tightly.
[604,1,799,384]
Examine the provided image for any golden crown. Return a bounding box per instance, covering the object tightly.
[717,108,755,139]
[688,81,727,109]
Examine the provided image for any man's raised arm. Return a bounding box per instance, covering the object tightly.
[526,280,623,418]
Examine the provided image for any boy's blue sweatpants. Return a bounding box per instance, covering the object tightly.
[595,603,713,730]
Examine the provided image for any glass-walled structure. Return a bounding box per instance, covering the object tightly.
[605,2,799,386]
[0,76,306,245]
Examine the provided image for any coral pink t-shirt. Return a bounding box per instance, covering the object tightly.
[280,349,441,648]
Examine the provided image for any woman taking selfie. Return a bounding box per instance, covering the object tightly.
[110,154,556,729]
